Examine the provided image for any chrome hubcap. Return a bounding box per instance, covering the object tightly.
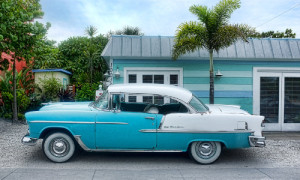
[200,144,212,156]
[195,142,216,159]
[50,138,70,157]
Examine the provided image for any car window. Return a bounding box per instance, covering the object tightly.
[119,94,189,114]
[92,91,109,110]
[112,93,125,110]
[189,95,208,113]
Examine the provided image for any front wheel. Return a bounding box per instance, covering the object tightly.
[42,132,75,163]
[189,141,221,164]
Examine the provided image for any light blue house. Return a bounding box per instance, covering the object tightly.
[101,35,300,131]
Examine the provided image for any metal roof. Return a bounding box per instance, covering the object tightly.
[101,35,300,61]
[108,83,193,103]
[32,69,72,75]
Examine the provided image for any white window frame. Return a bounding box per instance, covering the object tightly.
[123,67,183,87]
[253,67,300,131]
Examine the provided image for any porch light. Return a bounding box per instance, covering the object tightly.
[114,67,120,79]
[104,71,111,78]
[215,69,223,78]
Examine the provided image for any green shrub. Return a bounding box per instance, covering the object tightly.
[40,76,62,102]
[1,91,13,114]
[75,83,99,101]
[16,89,31,113]
[0,90,30,121]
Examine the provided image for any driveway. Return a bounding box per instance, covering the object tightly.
[0,119,300,179]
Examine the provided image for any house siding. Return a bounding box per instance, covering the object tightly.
[113,59,300,114]
[34,72,70,89]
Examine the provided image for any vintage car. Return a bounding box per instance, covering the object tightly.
[22,84,265,164]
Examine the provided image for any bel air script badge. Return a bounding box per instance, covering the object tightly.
[164,126,184,129]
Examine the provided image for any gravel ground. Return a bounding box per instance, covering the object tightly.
[0,118,300,169]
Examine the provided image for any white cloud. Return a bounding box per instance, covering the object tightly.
[40,0,300,43]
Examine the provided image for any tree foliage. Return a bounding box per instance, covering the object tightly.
[33,39,63,69]
[108,26,144,36]
[172,0,247,104]
[246,28,296,38]
[0,0,48,121]
[0,0,49,59]
[58,34,108,84]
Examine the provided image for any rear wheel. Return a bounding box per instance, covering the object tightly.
[42,132,75,163]
[189,141,221,164]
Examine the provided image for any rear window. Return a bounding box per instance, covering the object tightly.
[189,95,208,113]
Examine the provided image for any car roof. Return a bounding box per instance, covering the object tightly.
[107,84,193,103]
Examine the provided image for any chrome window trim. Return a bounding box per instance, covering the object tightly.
[107,92,194,114]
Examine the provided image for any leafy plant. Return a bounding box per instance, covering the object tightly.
[39,76,62,102]
[0,89,30,121]
[0,69,35,120]
[0,68,37,94]
[75,83,99,101]
[58,89,75,102]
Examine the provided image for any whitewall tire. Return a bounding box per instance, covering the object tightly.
[43,132,75,163]
[189,141,221,164]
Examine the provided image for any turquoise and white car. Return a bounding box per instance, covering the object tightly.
[22,84,265,164]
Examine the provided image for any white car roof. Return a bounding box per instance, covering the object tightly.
[108,84,193,103]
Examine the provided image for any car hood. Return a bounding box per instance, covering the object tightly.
[206,104,250,115]
[39,102,93,111]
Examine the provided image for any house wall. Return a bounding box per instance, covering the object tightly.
[34,72,70,90]
[112,59,300,114]
[0,52,27,76]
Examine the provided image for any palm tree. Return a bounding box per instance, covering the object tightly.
[85,26,98,83]
[85,25,98,38]
[172,0,247,104]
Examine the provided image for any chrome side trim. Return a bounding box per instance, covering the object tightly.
[30,121,128,125]
[74,135,92,151]
[158,116,166,129]
[96,122,128,125]
[140,129,255,134]
[90,149,183,153]
[73,135,183,152]
[30,121,94,124]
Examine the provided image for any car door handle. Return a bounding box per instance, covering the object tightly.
[145,117,155,120]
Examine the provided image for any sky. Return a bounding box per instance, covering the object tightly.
[39,0,300,43]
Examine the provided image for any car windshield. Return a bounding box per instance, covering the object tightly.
[189,95,209,113]
[90,90,109,110]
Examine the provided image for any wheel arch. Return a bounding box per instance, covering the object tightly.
[187,139,227,151]
[39,127,74,139]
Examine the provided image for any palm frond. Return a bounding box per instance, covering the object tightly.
[213,0,241,27]
[212,24,247,52]
[85,25,98,38]
[189,5,210,27]
[172,22,208,59]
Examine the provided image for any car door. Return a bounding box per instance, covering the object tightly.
[95,94,160,149]
[96,111,159,149]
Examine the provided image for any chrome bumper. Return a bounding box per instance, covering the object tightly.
[21,134,38,146]
[249,136,265,147]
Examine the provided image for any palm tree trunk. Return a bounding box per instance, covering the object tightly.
[90,57,93,84]
[209,49,214,104]
[12,57,18,122]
